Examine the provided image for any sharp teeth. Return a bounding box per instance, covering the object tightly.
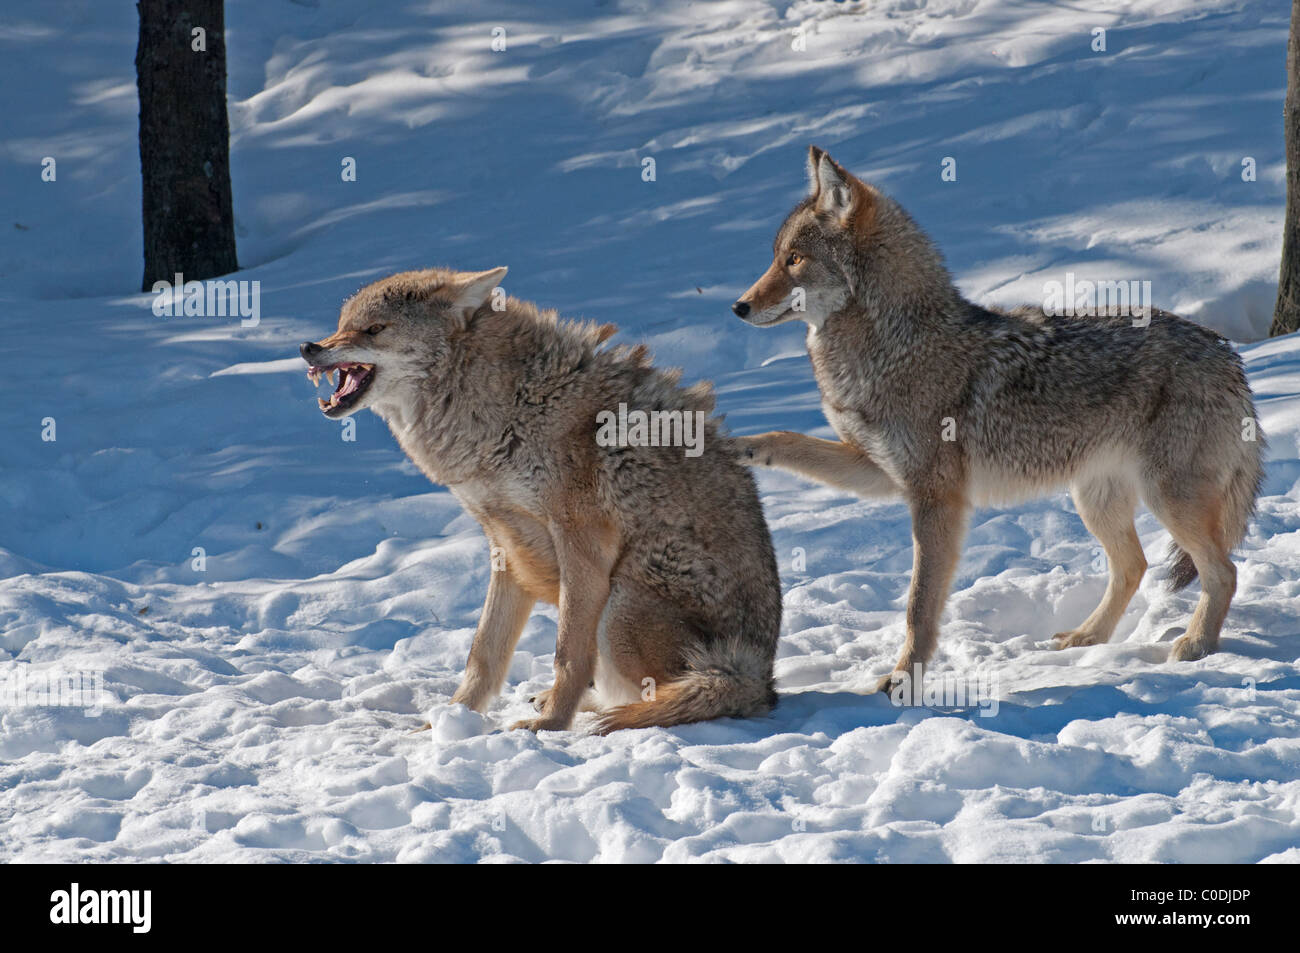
[329,369,338,386]
[318,397,328,409]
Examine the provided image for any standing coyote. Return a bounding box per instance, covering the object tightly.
[733,146,1263,691]
[301,267,781,732]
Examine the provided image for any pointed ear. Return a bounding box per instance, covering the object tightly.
[451,266,508,317]
[813,152,858,219]
[806,145,827,194]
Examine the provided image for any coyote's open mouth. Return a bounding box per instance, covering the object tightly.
[308,362,375,414]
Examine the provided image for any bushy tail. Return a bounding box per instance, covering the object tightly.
[1167,445,1265,591]
[590,639,776,734]
[1166,544,1200,592]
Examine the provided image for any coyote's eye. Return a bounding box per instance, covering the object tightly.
[786,253,803,267]
[366,324,385,335]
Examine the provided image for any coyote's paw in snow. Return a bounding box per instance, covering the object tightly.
[875,670,905,694]
[529,685,598,714]
[1169,634,1215,662]
[509,716,568,733]
[1052,629,1110,649]
[528,688,553,712]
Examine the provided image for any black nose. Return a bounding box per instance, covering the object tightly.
[732,301,750,318]
[300,341,322,358]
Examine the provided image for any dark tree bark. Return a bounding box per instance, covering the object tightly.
[1272,0,1300,336]
[136,0,238,292]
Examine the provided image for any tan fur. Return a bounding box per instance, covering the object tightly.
[742,260,798,318]
[734,146,1264,690]
[301,268,783,732]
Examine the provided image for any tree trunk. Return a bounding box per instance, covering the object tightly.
[1271,0,1300,336]
[136,0,238,292]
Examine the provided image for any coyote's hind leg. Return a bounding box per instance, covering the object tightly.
[1054,476,1146,649]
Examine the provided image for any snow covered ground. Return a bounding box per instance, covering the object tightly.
[1,0,1298,862]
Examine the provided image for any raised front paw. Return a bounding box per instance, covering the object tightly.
[734,434,775,467]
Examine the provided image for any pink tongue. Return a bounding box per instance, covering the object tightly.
[338,369,361,396]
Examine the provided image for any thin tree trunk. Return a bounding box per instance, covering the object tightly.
[136,0,238,292]
[1271,0,1300,336]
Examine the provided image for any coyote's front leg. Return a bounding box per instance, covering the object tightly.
[450,565,535,712]
[510,525,616,732]
[737,431,900,498]
[877,494,970,693]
